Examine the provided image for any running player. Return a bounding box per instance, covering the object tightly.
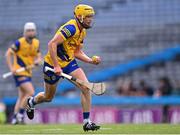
[26,4,101,131]
[5,22,42,124]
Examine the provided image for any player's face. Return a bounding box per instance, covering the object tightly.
[83,15,94,28]
[25,29,36,40]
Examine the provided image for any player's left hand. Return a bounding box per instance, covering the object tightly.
[91,55,101,65]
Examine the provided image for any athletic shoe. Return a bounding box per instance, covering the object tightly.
[83,122,100,131]
[26,97,35,120]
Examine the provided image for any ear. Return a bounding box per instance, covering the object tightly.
[77,15,81,19]
[77,15,83,22]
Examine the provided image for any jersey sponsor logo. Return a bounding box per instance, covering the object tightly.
[51,75,57,81]
[61,27,71,37]
[44,74,51,81]
[72,64,77,67]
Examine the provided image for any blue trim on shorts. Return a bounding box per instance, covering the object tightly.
[13,76,32,87]
[43,59,79,85]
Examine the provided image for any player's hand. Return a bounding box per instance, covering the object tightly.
[91,55,101,65]
[54,65,62,75]
[10,67,17,75]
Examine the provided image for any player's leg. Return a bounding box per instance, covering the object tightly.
[19,81,34,107]
[70,68,91,118]
[17,82,34,123]
[26,83,58,119]
[26,62,60,119]
[11,87,24,124]
[12,76,34,124]
[70,68,100,131]
[34,83,57,104]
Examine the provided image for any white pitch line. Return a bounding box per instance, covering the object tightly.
[100,127,112,130]
[43,128,64,131]
[23,128,64,132]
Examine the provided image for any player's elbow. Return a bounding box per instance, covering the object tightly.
[74,50,81,58]
[74,52,78,58]
[48,41,53,49]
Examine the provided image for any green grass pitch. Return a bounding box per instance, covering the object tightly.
[0,124,180,134]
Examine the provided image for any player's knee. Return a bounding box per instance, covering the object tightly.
[24,90,34,97]
[81,92,91,100]
[81,89,90,95]
[29,91,34,96]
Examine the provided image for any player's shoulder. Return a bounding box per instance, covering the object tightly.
[11,37,23,51]
[13,37,24,47]
[56,19,77,39]
[63,19,77,28]
[61,19,77,35]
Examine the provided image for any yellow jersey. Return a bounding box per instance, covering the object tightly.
[44,19,86,68]
[11,37,40,77]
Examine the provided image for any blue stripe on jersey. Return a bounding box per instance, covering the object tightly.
[17,56,26,67]
[57,44,70,61]
[60,24,76,39]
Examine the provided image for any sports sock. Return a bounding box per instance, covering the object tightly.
[32,97,37,105]
[83,112,90,124]
[19,108,25,115]
[11,113,17,124]
[29,97,36,106]
[12,113,17,120]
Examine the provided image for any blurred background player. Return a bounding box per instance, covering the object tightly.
[26,4,101,131]
[5,22,42,124]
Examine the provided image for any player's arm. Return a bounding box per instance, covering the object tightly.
[48,34,64,75]
[34,43,43,65]
[5,41,20,73]
[5,48,15,73]
[34,52,42,65]
[74,45,101,65]
[74,45,92,63]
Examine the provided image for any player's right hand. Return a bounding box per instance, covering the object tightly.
[54,65,62,76]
